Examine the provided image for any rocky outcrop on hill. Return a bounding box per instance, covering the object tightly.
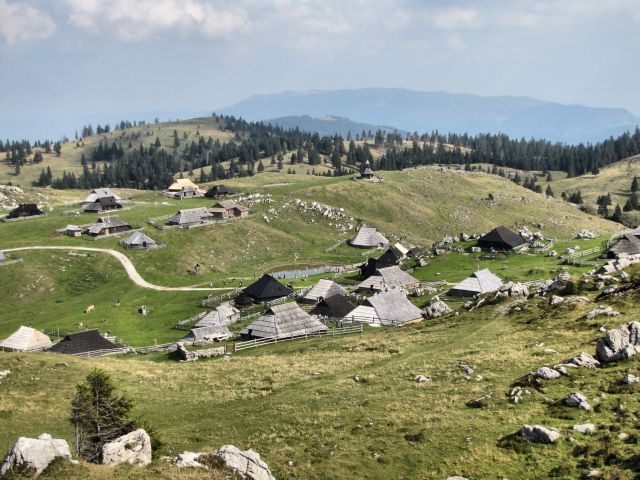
[173,445,275,480]
[596,322,640,364]
[0,433,72,477]
[101,429,152,467]
[565,392,592,411]
[563,353,600,369]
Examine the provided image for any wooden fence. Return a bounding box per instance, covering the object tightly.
[135,343,173,354]
[202,288,242,306]
[72,347,129,358]
[233,324,363,352]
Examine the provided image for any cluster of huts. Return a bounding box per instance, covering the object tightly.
[82,188,123,213]
[0,326,121,357]
[168,200,249,227]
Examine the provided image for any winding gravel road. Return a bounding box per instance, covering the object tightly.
[4,246,228,292]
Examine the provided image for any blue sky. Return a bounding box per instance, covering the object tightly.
[1,0,639,139]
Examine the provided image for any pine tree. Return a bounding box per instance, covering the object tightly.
[545,184,554,197]
[70,369,136,462]
[610,204,623,223]
[632,176,639,193]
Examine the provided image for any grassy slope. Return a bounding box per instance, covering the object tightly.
[1,283,639,479]
[0,168,620,345]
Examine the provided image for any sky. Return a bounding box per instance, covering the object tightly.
[1,0,639,139]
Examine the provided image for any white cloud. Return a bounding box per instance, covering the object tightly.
[0,0,56,46]
[66,0,250,41]
[432,7,479,30]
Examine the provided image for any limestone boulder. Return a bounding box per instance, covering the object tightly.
[213,445,275,480]
[573,424,596,434]
[176,452,207,469]
[534,366,561,380]
[423,298,452,319]
[563,352,600,369]
[565,392,591,411]
[0,433,72,477]
[101,429,152,467]
[595,321,640,364]
[520,425,560,444]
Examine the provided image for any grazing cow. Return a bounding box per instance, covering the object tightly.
[85,305,95,313]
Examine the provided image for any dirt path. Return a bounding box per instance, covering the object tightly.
[4,246,230,292]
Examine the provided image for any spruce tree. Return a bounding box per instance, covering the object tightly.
[70,369,136,462]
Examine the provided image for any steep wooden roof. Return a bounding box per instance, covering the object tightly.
[477,226,526,250]
[0,326,52,352]
[48,329,117,355]
[243,274,293,301]
[240,302,327,339]
[449,268,503,296]
[350,226,389,248]
[300,279,348,303]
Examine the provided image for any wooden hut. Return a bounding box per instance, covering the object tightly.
[448,268,503,297]
[210,200,249,219]
[82,188,122,205]
[86,216,131,237]
[300,279,348,304]
[179,325,232,344]
[167,208,213,227]
[83,196,122,213]
[205,185,235,198]
[310,294,355,318]
[0,326,52,352]
[356,265,420,293]
[240,303,327,340]
[349,226,389,248]
[195,302,240,327]
[243,274,293,303]
[607,230,640,258]
[360,248,404,279]
[342,290,423,326]
[48,329,118,355]
[477,226,526,251]
[122,231,157,249]
[7,204,43,219]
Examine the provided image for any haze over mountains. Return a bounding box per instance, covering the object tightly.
[219,88,640,144]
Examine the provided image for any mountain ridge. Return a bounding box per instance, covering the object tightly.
[218,87,639,144]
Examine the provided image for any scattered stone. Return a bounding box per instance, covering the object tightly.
[595,321,640,363]
[459,363,474,375]
[466,392,493,408]
[573,423,596,434]
[354,375,362,383]
[555,366,569,376]
[563,352,600,369]
[101,429,152,467]
[176,452,207,469]
[414,375,430,383]
[447,477,469,480]
[544,348,558,354]
[474,375,483,382]
[586,306,620,320]
[520,425,560,444]
[618,432,629,441]
[212,445,276,480]
[565,392,592,411]
[0,433,72,477]
[534,366,561,380]
[547,250,558,257]
[623,373,639,384]
[175,342,225,362]
[550,295,564,306]
[576,229,597,239]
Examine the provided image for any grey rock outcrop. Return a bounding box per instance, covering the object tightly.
[623,374,639,384]
[0,433,72,477]
[563,352,600,369]
[573,423,596,434]
[586,306,620,320]
[565,392,591,411]
[520,425,560,444]
[534,366,561,380]
[101,429,152,467]
[423,297,452,319]
[595,321,640,364]
[176,452,207,469]
[213,445,275,480]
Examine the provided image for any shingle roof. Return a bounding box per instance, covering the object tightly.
[364,290,423,325]
[168,208,212,225]
[449,268,503,296]
[477,226,526,250]
[608,234,640,256]
[205,185,234,197]
[300,279,348,303]
[87,216,130,234]
[350,226,389,248]
[243,274,293,302]
[342,305,379,323]
[181,325,232,343]
[357,265,420,291]
[240,302,327,339]
[168,178,200,191]
[0,326,52,352]
[48,329,118,355]
[123,231,156,247]
[83,196,122,212]
[8,204,43,217]
[310,294,355,318]
[82,188,122,204]
[195,302,240,327]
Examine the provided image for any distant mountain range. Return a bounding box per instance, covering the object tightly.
[218,88,640,144]
[266,115,403,137]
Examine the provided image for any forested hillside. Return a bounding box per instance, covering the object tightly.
[2,114,639,191]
